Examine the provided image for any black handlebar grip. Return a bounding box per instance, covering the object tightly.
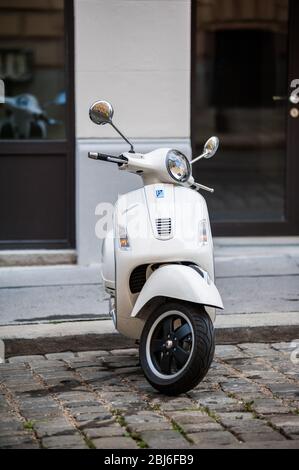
[88,152,115,161]
[88,152,128,165]
[88,152,99,160]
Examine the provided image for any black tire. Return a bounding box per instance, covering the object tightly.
[139,301,215,396]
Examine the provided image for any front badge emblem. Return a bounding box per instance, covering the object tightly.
[156,189,164,198]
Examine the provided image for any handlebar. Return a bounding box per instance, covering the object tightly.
[88,152,128,164]
[88,152,214,192]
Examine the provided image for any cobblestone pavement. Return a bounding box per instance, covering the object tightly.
[0,342,298,449]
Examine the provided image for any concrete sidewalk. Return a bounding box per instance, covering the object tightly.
[0,265,109,325]
[0,238,299,325]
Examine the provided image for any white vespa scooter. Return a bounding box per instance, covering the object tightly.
[88,101,223,395]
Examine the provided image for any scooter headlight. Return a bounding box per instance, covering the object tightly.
[166,150,191,183]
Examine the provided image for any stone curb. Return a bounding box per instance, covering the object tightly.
[2,316,299,357]
[0,249,77,267]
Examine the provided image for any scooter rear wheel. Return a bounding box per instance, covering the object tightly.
[139,301,215,396]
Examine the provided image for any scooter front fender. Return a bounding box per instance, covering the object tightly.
[131,264,223,321]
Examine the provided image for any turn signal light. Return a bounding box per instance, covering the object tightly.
[199,219,208,245]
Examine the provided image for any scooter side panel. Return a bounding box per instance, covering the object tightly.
[101,230,115,290]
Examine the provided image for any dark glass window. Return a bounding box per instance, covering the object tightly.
[192,0,289,223]
[0,0,66,140]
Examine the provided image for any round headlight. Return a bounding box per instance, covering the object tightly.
[166,150,191,182]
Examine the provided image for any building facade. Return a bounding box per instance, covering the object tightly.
[0,0,298,265]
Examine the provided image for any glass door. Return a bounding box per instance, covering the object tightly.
[192,0,299,235]
[0,0,75,249]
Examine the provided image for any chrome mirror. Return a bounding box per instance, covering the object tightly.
[191,136,219,165]
[203,136,219,159]
[88,99,135,152]
[89,100,114,125]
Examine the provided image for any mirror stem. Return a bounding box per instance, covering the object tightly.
[191,151,209,165]
[111,122,135,153]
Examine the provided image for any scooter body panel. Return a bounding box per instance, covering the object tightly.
[109,182,222,339]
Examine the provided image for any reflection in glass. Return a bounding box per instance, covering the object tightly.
[0,1,66,140]
[193,0,289,222]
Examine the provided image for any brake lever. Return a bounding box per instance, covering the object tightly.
[192,182,214,193]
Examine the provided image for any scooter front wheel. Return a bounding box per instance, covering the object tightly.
[139,302,215,396]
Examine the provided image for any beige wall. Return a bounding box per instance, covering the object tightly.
[75,0,191,139]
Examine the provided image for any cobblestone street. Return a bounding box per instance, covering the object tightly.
[0,343,298,449]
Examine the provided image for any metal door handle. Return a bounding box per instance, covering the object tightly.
[273,95,299,104]
[272,96,287,101]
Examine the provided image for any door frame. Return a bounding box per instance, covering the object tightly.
[0,0,75,249]
[191,0,299,236]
